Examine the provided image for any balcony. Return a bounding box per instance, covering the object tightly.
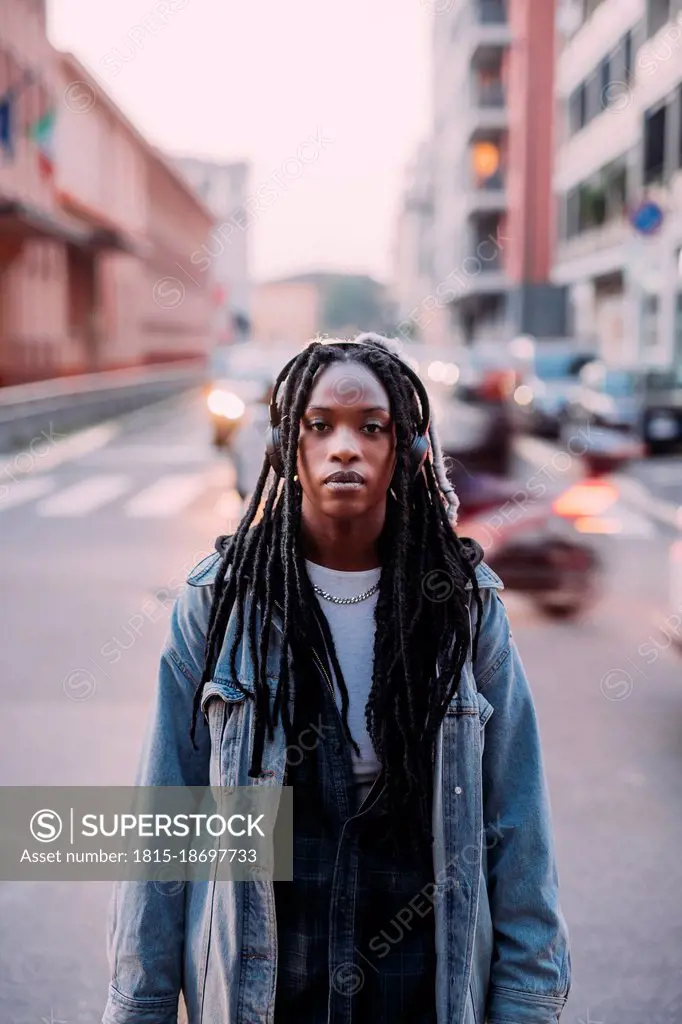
[468,83,507,138]
[647,0,674,39]
[478,79,505,106]
[470,1,511,56]
[450,263,509,299]
[464,168,507,215]
[477,0,507,23]
[553,219,629,284]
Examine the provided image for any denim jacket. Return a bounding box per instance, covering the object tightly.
[102,551,571,1024]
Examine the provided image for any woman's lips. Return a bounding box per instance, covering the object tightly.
[323,470,365,490]
[324,480,365,491]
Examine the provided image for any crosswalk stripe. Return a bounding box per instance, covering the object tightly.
[0,476,55,511]
[125,473,206,518]
[36,475,131,517]
[611,505,656,538]
[85,443,215,466]
[214,490,245,522]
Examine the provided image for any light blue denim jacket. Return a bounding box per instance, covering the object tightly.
[103,551,571,1024]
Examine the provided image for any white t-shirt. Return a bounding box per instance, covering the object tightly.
[305,559,383,794]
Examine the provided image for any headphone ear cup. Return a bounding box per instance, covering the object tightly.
[409,433,430,478]
[265,424,283,475]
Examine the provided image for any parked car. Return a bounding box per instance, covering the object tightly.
[512,343,597,438]
[435,347,519,479]
[564,361,682,455]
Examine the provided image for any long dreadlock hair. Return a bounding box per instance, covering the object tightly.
[190,333,483,852]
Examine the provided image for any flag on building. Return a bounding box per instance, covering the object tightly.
[0,65,38,163]
[0,92,14,159]
[28,106,56,178]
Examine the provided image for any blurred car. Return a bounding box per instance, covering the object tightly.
[205,343,298,448]
[564,361,682,455]
[512,343,597,438]
[435,345,519,479]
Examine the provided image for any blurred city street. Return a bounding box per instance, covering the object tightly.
[1,0,682,1020]
[0,391,681,1024]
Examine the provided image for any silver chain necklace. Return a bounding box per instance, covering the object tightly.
[312,580,380,605]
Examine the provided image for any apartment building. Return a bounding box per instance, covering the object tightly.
[429,0,565,346]
[251,277,320,348]
[173,157,251,344]
[0,0,215,385]
[390,141,451,347]
[554,0,682,367]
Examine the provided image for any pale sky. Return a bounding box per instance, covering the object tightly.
[47,0,433,284]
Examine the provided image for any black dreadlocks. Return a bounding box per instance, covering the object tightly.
[190,335,483,852]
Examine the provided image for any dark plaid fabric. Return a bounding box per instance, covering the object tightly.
[273,628,438,1024]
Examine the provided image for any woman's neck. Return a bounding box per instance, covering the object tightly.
[300,499,384,571]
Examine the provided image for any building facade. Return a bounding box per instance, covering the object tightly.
[429,0,565,346]
[173,156,251,344]
[390,141,450,347]
[0,0,89,384]
[554,0,682,369]
[251,279,320,347]
[0,4,215,386]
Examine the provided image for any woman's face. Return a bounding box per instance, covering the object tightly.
[296,360,397,521]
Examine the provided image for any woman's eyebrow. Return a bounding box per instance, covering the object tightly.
[306,405,391,413]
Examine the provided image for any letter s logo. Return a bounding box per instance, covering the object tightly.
[30,809,63,842]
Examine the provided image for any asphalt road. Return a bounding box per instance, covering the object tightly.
[0,392,681,1024]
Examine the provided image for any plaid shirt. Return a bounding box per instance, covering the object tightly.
[273,626,438,1024]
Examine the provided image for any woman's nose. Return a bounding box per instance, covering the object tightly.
[329,425,360,460]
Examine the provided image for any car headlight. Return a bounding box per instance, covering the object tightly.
[207,389,246,419]
[513,385,533,406]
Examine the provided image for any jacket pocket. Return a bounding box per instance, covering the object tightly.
[445,691,494,728]
[201,681,250,787]
[476,690,494,728]
[200,679,250,713]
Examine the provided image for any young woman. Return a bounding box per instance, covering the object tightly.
[103,334,571,1024]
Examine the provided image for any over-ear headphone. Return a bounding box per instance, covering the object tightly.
[264,339,431,479]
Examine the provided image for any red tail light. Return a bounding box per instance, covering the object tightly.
[552,480,619,519]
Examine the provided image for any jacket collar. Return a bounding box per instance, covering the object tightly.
[187,547,503,595]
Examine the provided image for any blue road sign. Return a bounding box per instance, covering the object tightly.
[629,200,664,235]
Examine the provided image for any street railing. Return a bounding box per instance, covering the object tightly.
[0,361,207,454]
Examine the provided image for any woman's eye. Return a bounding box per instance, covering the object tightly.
[363,423,385,434]
[307,420,329,432]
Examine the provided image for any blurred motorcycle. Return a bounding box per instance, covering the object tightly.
[456,475,604,618]
[205,347,275,450]
[207,385,247,449]
[454,443,634,619]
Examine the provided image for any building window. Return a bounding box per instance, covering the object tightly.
[569,83,587,133]
[604,160,628,216]
[647,0,672,39]
[675,249,682,363]
[567,31,640,136]
[579,178,607,231]
[583,0,607,17]
[231,204,249,231]
[678,84,682,169]
[586,70,606,122]
[624,31,633,82]
[599,56,611,99]
[475,66,505,107]
[641,293,659,348]
[477,1,507,26]
[564,159,628,238]
[643,103,667,183]
[470,141,504,188]
[565,188,580,238]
